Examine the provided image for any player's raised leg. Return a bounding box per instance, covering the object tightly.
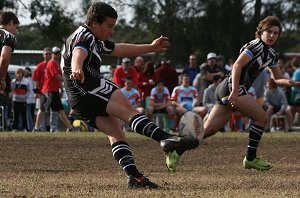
[107,89,199,154]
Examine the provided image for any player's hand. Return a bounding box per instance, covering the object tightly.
[290,80,300,88]
[0,79,6,91]
[151,36,171,52]
[228,90,239,107]
[70,69,85,83]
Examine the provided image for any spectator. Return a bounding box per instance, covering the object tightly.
[155,59,178,93]
[138,61,157,107]
[113,57,138,88]
[263,79,293,132]
[133,56,145,74]
[32,47,58,131]
[121,76,144,114]
[108,64,116,81]
[121,76,144,132]
[290,63,300,123]
[201,52,224,88]
[202,75,222,114]
[194,52,224,104]
[171,73,198,120]
[34,46,72,132]
[24,67,35,131]
[183,54,200,85]
[217,55,232,75]
[147,79,175,129]
[251,68,270,106]
[11,68,29,131]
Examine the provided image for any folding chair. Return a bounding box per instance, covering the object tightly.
[269,114,288,132]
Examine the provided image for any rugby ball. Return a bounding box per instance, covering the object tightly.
[178,111,204,142]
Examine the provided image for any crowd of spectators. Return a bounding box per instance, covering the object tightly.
[116,53,300,133]
[1,50,300,133]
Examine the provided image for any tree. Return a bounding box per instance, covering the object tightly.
[3,0,300,64]
[28,0,76,43]
[0,0,17,10]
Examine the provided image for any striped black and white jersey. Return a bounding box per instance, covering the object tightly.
[62,25,115,102]
[236,38,278,90]
[0,28,17,52]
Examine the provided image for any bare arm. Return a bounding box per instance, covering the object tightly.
[270,66,300,87]
[204,71,224,81]
[70,48,88,83]
[54,73,64,82]
[151,101,171,109]
[111,36,170,57]
[0,46,13,90]
[228,52,250,104]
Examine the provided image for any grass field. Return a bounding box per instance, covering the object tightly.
[0,131,299,197]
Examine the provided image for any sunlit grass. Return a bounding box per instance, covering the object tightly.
[0,130,298,197]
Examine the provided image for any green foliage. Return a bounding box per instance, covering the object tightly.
[2,0,300,66]
[28,0,76,43]
[0,0,17,10]
[278,31,300,54]
[16,24,61,49]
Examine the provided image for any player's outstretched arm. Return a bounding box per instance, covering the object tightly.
[112,36,170,57]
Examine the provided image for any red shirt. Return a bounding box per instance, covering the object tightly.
[155,63,178,93]
[32,61,47,93]
[113,66,138,88]
[138,72,158,101]
[42,59,62,93]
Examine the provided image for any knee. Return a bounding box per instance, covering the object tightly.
[203,124,218,138]
[252,117,267,127]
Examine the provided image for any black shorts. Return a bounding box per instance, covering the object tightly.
[215,77,249,105]
[40,92,64,112]
[70,78,119,127]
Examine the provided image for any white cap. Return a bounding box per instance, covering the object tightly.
[52,46,61,53]
[207,52,217,60]
[122,57,131,63]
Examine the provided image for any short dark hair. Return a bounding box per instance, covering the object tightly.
[85,2,118,25]
[0,11,19,25]
[125,76,133,81]
[156,79,164,86]
[181,72,190,79]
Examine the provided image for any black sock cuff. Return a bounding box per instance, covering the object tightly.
[129,114,144,126]
[111,141,129,148]
[251,124,265,131]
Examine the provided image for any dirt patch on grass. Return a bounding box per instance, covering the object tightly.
[0,132,299,197]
